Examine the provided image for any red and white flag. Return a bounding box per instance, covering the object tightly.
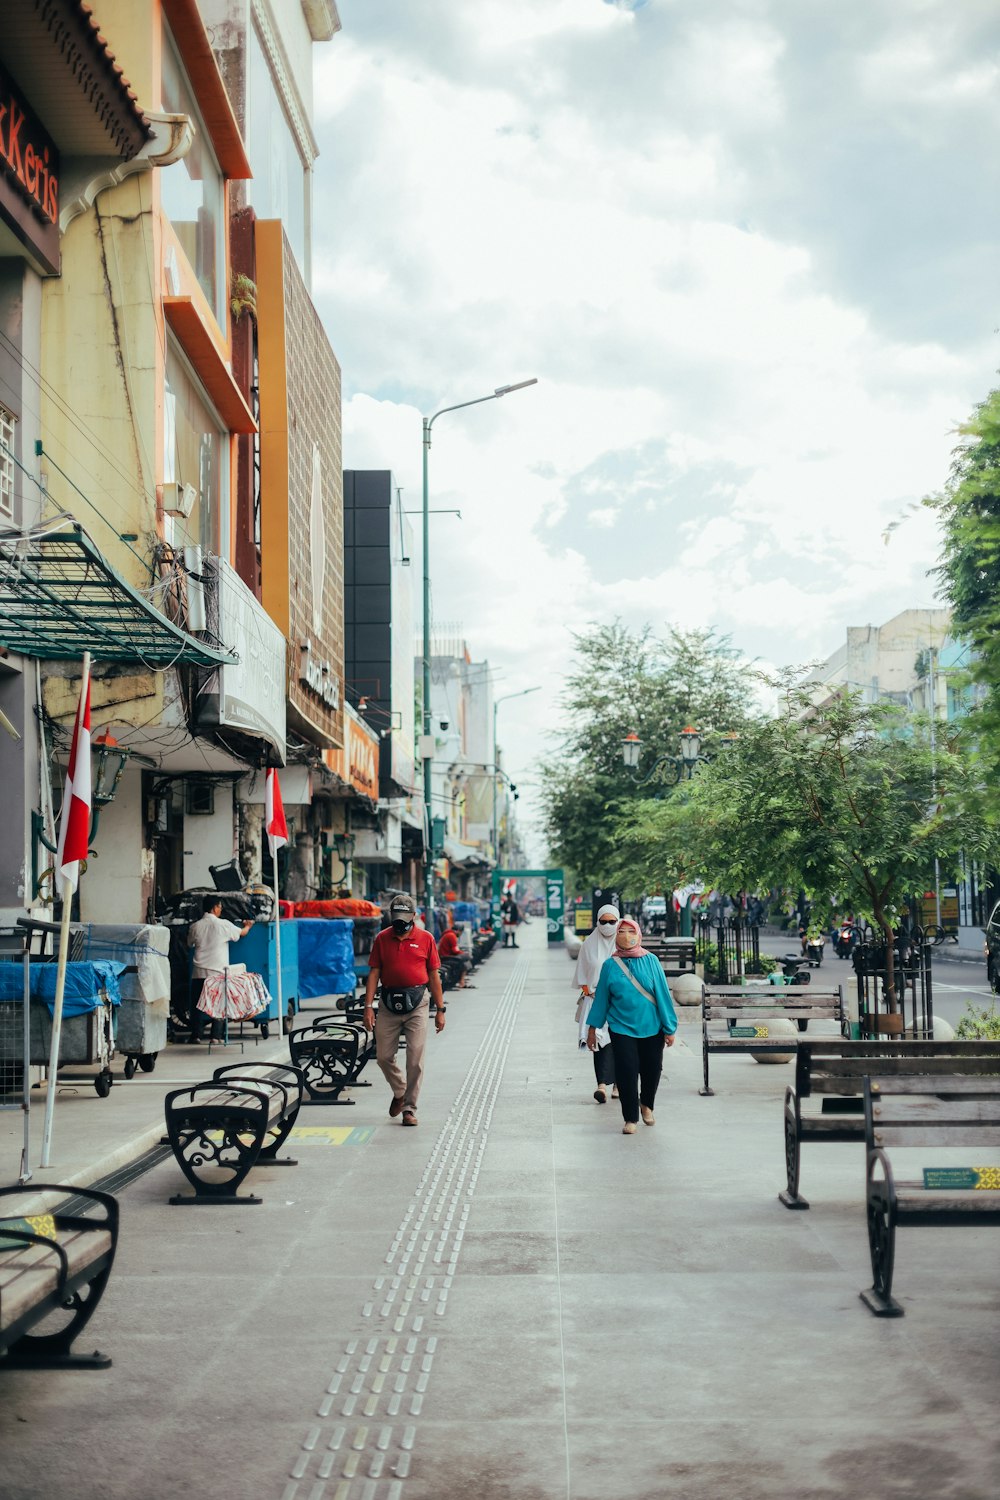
[55,661,92,894]
[265,768,288,857]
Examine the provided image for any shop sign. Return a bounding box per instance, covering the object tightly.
[348,715,378,800]
[200,557,286,758]
[0,66,60,274]
[299,638,339,709]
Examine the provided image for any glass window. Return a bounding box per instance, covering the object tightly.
[246,21,308,276]
[160,31,226,323]
[0,405,15,519]
[164,339,228,557]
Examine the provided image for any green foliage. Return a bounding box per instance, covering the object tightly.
[955,999,1000,1040]
[644,674,999,1008]
[539,621,752,888]
[926,387,1000,796]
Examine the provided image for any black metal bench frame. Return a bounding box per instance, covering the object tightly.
[862,1073,1000,1317]
[781,1040,1000,1209]
[700,984,846,1096]
[0,1184,118,1368]
[287,1014,376,1106]
[164,1060,303,1204]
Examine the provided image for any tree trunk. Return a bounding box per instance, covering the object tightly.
[873,901,898,1014]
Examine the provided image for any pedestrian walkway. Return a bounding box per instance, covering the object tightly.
[1,926,997,1500]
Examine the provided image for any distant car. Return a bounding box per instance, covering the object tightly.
[985,900,1000,994]
[642,896,667,918]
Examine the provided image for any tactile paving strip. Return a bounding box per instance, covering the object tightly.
[280,957,528,1499]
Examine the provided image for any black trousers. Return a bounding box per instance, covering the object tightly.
[608,1029,664,1123]
[593,1041,615,1087]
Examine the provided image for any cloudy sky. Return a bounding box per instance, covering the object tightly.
[311,0,1000,857]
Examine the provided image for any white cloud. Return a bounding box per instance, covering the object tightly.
[318,0,1000,860]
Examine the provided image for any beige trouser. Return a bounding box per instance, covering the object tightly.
[375,1000,429,1109]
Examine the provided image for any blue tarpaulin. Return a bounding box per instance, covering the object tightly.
[0,960,123,1015]
[295,919,356,998]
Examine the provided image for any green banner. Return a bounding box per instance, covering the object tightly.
[492,868,565,944]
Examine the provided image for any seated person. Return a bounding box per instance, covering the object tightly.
[439,924,474,988]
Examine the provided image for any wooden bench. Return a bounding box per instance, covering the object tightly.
[164,1060,303,1204]
[287,1013,376,1106]
[643,936,697,976]
[0,1184,118,1368]
[700,983,846,1096]
[780,1040,1000,1209]
[861,1073,1000,1316]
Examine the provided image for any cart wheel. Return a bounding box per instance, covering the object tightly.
[260,1022,270,1040]
[139,1053,157,1073]
[94,1071,113,1098]
[123,1056,137,1080]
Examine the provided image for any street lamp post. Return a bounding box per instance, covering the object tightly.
[492,687,541,867]
[421,379,537,927]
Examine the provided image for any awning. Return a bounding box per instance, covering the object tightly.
[0,522,237,668]
[444,837,492,870]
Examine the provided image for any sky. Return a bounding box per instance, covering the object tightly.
[311,0,1000,860]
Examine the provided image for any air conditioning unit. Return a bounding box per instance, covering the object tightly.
[162,480,198,518]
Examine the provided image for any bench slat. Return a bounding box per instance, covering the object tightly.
[872,1124,1000,1147]
[870,1074,1000,1094]
[0,1231,111,1333]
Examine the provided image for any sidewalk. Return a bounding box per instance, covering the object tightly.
[1,928,997,1500]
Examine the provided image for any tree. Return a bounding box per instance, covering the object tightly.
[628,678,996,1011]
[927,385,1000,794]
[540,622,752,888]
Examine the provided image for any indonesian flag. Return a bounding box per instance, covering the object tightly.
[265,768,288,857]
[55,659,92,894]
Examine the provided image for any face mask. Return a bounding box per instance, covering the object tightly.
[617,928,639,949]
[392,918,413,936]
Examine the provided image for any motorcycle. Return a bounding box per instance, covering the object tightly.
[805,933,825,966]
[835,923,857,959]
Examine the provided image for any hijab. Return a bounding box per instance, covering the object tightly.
[573,904,620,991]
[614,915,652,961]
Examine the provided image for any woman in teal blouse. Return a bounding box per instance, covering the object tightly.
[587,916,677,1134]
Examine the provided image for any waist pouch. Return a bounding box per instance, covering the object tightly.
[381,985,425,1015]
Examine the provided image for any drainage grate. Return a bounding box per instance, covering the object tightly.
[56,1142,174,1216]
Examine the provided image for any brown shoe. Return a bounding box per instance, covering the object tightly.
[389,1095,405,1119]
[622,1122,637,1135]
[401,1108,418,1127]
[641,1106,655,1126]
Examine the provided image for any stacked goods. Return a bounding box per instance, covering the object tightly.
[296,918,357,998]
[292,898,382,920]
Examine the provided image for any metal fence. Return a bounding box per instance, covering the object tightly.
[851,923,936,1038]
[695,916,761,982]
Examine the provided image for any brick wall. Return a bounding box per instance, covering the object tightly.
[280,232,345,749]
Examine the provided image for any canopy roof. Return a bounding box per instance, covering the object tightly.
[0,523,236,668]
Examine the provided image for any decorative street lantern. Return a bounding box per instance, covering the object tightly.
[622,731,641,770]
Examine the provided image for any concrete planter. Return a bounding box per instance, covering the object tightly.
[671,973,703,1007]
[751,1015,797,1064]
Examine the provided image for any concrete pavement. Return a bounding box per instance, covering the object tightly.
[1,924,998,1499]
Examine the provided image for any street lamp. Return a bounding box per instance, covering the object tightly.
[421,378,538,925]
[622,725,732,787]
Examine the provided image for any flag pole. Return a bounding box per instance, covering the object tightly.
[265,768,288,1044]
[271,845,283,1041]
[41,650,91,1168]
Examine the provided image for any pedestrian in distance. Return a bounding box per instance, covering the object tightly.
[501,893,520,947]
[363,894,446,1127]
[573,903,620,1103]
[587,916,677,1134]
[187,894,253,1042]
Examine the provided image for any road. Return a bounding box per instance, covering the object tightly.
[758,930,993,1031]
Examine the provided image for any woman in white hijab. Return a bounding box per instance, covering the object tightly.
[573,904,620,1102]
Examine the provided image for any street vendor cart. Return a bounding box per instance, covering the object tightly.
[0,957,118,1097]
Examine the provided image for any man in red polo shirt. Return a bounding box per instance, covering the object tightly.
[363,893,445,1126]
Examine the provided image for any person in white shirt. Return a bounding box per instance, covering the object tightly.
[187,895,252,1041]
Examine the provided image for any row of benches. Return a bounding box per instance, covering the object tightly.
[694,979,1000,1316]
